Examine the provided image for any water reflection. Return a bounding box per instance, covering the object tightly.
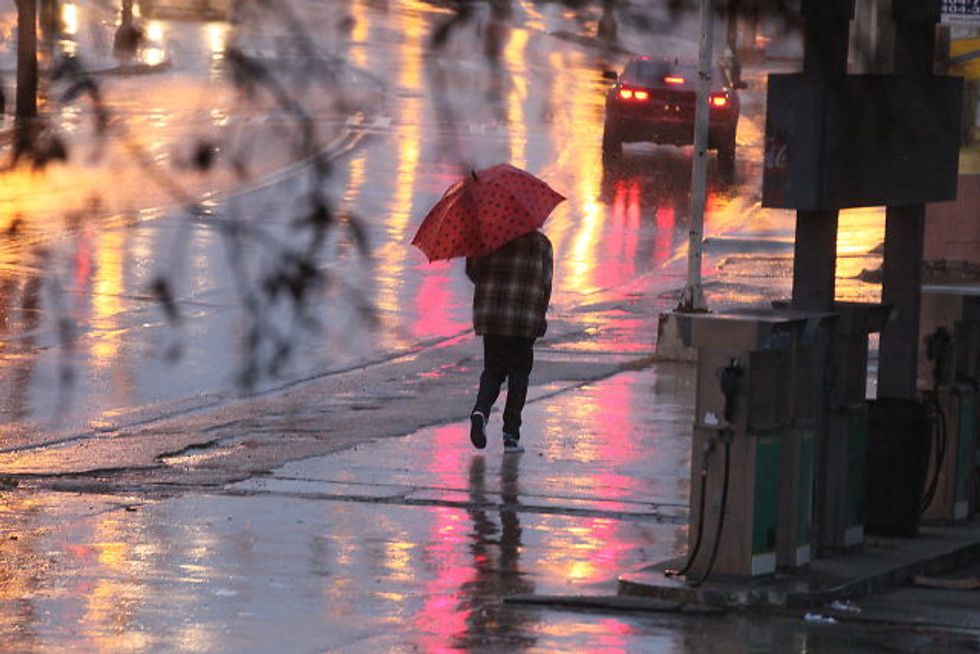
[835,206,884,303]
[61,2,80,36]
[372,5,428,345]
[0,494,42,650]
[410,263,468,340]
[536,374,656,589]
[562,151,712,291]
[502,26,528,168]
[410,417,539,651]
[456,455,535,650]
[0,220,42,425]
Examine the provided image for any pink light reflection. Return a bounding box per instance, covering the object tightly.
[411,262,468,340]
[596,617,633,650]
[414,425,476,652]
[601,179,641,288]
[653,204,675,266]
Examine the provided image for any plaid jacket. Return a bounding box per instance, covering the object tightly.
[466,231,553,338]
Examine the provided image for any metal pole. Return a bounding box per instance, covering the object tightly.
[679,0,714,312]
[877,1,938,399]
[15,0,37,121]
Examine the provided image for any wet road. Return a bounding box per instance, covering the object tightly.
[0,0,886,446]
[0,2,933,653]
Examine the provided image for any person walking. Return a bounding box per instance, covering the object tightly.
[466,229,553,453]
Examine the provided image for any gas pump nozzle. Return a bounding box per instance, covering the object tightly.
[926,327,954,390]
[699,438,716,475]
[717,358,744,430]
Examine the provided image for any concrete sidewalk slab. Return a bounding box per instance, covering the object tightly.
[235,366,697,527]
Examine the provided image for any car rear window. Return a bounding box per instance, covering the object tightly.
[623,60,698,86]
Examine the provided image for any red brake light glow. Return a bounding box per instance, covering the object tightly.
[664,76,685,85]
[618,87,649,101]
[709,94,729,108]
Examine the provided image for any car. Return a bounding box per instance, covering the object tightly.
[601,57,740,177]
[138,0,231,21]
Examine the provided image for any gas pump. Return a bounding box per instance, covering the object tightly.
[767,306,838,569]
[819,302,891,553]
[672,312,805,581]
[918,286,980,522]
[775,311,837,569]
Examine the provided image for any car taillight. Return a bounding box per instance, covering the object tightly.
[709,93,729,108]
[664,76,685,85]
[618,87,649,101]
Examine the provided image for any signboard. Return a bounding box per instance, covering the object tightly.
[763,74,963,211]
[942,0,980,24]
[950,38,980,80]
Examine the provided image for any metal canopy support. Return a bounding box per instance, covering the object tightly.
[877,1,940,399]
[792,211,839,311]
[791,0,853,312]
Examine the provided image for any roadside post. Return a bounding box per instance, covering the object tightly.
[677,0,716,313]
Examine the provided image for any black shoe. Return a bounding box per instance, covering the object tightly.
[470,412,487,449]
[503,432,524,453]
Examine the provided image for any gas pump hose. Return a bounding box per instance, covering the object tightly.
[922,328,952,512]
[665,430,732,587]
[687,430,732,589]
[668,360,741,587]
[921,386,947,513]
[665,439,714,579]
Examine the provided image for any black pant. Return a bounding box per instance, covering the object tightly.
[472,334,535,436]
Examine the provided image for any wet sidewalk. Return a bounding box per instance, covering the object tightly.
[3,360,980,651]
[0,365,705,651]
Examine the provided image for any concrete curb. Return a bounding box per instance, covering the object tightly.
[617,520,980,609]
[652,312,697,362]
[503,594,724,615]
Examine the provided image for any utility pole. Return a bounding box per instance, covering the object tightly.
[39,0,60,39]
[15,0,38,154]
[726,0,740,54]
[678,0,715,313]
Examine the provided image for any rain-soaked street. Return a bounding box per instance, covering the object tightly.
[0,0,888,441]
[1,1,962,652]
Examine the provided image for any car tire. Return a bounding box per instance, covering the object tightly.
[602,126,622,164]
[717,135,736,181]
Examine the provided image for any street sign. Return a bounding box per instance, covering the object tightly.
[942,0,980,24]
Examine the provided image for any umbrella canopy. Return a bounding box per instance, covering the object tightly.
[411,163,565,262]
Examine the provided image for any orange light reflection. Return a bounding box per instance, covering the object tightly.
[348,4,370,70]
[503,27,528,169]
[373,8,425,336]
[65,508,161,652]
[88,226,126,366]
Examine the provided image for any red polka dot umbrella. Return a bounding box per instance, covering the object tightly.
[411,163,565,262]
